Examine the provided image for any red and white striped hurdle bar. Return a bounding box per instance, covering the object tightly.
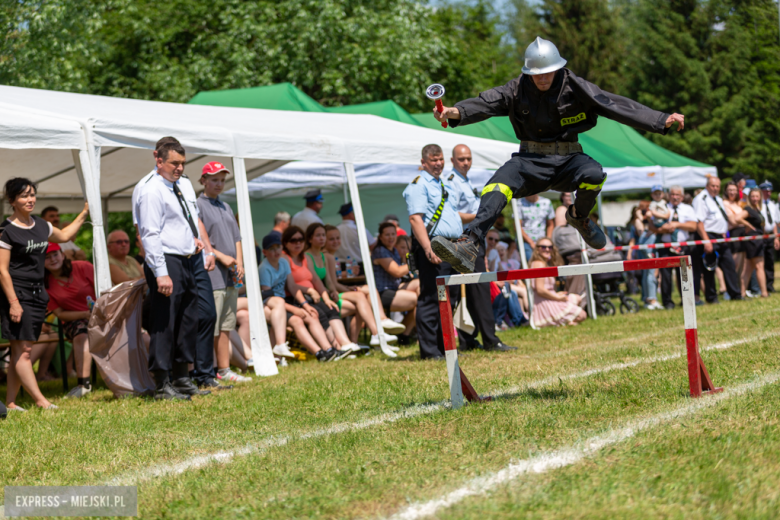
[436,256,722,410]
[583,233,777,253]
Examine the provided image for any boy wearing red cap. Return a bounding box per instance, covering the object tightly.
[197,162,251,383]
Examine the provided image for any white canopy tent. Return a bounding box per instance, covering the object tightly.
[0,85,517,375]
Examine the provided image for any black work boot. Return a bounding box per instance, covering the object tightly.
[172,377,211,396]
[565,206,606,249]
[154,382,192,401]
[431,235,478,274]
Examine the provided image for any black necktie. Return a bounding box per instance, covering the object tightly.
[706,195,729,223]
[671,206,679,222]
[767,204,774,225]
[172,182,199,238]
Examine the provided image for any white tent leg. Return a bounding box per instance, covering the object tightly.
[71,148,111,297]
[511,199,536,330]
[579,234,598,320]
[232,157,278,376]
[343,162,396,357]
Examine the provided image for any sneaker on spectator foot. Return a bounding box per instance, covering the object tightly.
[323,348,352,362]
[380,318,405,335]
[341,343,363,353]
[199,377,233,391]
[217,369,251,383]
[65,384,92,399]
[370,334,398,346]
[7,405,26,413]
[272,342,296,359]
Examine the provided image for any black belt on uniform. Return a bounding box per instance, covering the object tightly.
[520,140,583,155]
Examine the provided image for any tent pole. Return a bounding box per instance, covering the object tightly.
[343,162,396,357]
[510,199,536,329]
[71,145,111,297]
[232,157,278,376]
[578,234,598,320]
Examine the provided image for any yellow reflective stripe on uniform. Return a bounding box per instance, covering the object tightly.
[579,174,607,191]
[481,183,513,202]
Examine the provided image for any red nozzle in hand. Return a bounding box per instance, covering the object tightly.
[435,100,448,128]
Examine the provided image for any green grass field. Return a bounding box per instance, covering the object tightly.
[2,294,780,519]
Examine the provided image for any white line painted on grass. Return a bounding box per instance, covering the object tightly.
[386,369,780,520]
[106,402,446,485]
[495,331,780,399]
[534,306,780,360]
[105,331,780,486]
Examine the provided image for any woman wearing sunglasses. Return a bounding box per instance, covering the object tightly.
[282,226,358,357]
[529,238,586,327]
[107,229,144,285]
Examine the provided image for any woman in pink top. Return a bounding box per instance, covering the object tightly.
[529,238,586,327]
[282,226,357,356]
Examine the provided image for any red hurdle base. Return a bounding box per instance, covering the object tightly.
[438,256,722,409]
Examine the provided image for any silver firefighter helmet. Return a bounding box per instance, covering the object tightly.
[521,37,567,75]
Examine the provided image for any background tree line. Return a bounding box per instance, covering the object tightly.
[2,0,780,185]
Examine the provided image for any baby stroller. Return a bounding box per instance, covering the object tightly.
[588,247,640,316]
[552,224,639,317]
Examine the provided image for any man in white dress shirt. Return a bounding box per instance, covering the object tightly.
[132,138,230,393]
[136,141,210,400]
[648,185,698,309]
[759,181,780,292]
[692,176,741,303]
[290,189,324,231]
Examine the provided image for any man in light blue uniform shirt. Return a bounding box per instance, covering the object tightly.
[403,144,465,360]
[446,145,511,353]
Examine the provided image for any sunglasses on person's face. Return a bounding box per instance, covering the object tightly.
[487,237,498,242]
[538,245,553,251]
[287,237,304,244]
[109,240,130,245]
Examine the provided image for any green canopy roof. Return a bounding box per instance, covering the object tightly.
[189,82,326,112]
[328,100,423,127]
[411,113,517,142]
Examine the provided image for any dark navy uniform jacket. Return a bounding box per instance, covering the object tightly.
[450,68,670,143]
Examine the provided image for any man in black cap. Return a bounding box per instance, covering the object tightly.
[335,202,376,265]
[291,189,324,230]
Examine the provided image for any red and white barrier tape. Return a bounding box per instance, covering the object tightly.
[436,256,686,287]
[583,233,778,253]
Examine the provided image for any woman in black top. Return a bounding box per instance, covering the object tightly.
[0,178,89,411]
[741,188,768,298]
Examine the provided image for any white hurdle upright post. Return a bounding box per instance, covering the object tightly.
[679,256,723,397]
[438,255,722,409]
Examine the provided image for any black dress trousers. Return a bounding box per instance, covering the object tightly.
[700,233,741,302]
[190,256,217,384]
[657,247,685,307]
[413,239,456,360]
[458,243,499,348]
[144,254,199,372]
[764,239,776,292]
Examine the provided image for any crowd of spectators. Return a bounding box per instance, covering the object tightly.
[2,134,778,411]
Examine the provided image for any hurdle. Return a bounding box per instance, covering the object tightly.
[437,255,722,409]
